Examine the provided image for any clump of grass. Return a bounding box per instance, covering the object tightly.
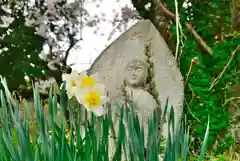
[0,76,210,161]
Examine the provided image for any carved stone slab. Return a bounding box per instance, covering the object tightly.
[88,20,184,139]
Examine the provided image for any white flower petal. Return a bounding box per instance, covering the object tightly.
[82,103,106,116]
[71,70,80,76]
[73,86,91,96]
[66,90,75,99]
[100,96,109,105]
[75,83,107,96]
[75,93,86,105]
[89,105,107,116]
[62,73,69,81]
[78,71,88,78]
[60,83,64,90]
[94,84,107,95]
[83,96,109,116]
[62,70,81,82]
[82,104,92,112]
[65,82,73,90]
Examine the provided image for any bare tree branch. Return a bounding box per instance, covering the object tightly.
[63,33,78,64]
[209,46,240,90]
[231,0,240,32]
[158,2,213,56]
[131,0,213,56]
[131,0,175,51]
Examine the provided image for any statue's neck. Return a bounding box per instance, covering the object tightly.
[126,85,143,90]
[125,85,144,102]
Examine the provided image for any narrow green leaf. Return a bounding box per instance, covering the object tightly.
[199,116,210,161]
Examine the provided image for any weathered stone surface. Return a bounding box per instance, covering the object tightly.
[229,84,240,151]
[88,21,184,160]
[88,19,184,135]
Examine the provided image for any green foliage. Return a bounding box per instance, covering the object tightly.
[0,3,65,95]
[213,134,235,154]
[0,11,51,92]
[0,76,210,161]
[163,0,240,153]
[131,0,239,155]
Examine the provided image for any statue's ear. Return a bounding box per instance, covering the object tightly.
[144,83,150,91]
[143,72,148,86]
[123,79,127,86]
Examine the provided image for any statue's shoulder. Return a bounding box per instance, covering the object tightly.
[136,89,157,109]
[137,89,155,100]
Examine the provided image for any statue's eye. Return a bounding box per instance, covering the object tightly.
[127,66,134,71]
[135,67,143,72]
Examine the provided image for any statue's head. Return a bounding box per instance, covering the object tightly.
[124,59,148,88]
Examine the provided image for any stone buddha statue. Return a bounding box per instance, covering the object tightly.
[112,59,159,155]
[88,20,184,161]
[122,59,158,117]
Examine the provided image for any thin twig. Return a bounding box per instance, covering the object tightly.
[223,97,240,107]
[174,0,180,60]
[63,34,78,63]
[177,25,186,67]
[185,84,202,123]
[209,46,240,90]
[159,2,213,56]
[184,57,198,87]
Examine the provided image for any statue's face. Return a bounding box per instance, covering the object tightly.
[124,60,147,87]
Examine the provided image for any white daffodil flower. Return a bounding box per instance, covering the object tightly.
[71,72,101,94]
[61,70,81,99]
[62,70,96,99]
[70,72,96,97]
[76,73,95,89]
[62,70,80,89]
[62,70,103,103]
[75,83,109,116]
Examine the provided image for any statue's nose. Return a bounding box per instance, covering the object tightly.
[131,72,137,77]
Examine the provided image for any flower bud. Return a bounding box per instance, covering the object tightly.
[191,57,198,64]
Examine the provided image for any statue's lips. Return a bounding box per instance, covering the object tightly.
[130,76,138,80]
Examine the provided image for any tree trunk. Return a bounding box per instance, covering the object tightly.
[230,0,240,96]
[231,0,240,68]
[229,0,240,150]
[231,0,240,32]
[131,0,176,52]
